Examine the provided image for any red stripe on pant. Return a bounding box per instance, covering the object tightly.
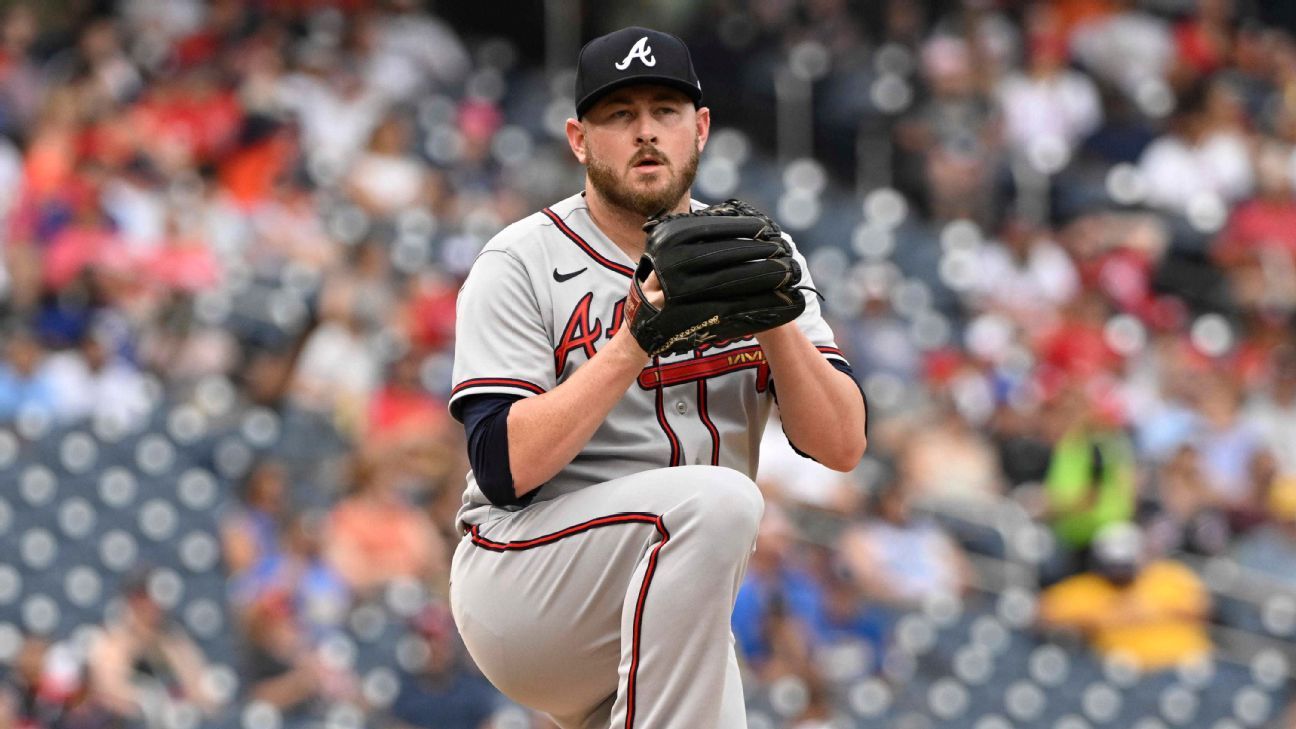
[469,512,671,729]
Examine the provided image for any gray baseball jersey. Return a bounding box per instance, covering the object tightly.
[449,191,847,527]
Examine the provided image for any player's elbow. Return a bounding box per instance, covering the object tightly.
[506,466,546,499]
[820,434,868,472]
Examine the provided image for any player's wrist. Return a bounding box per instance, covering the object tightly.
[608,327,652,366]
[754,321,798,346]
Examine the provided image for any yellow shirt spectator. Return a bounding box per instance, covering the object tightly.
[1039,559,1212,671]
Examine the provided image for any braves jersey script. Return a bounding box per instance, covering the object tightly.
[450,192,848,526]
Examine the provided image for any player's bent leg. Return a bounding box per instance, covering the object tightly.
[450,466,762,729]
[717,634,749,728]
[450,516,639,722]
[607,465,762,729]
[551,693,616,729]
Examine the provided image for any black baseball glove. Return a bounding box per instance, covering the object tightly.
[624,199,805,357]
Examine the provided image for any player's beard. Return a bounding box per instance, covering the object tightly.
[586,141,700,219]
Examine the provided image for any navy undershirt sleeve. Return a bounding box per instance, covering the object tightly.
[459,394,535,508]
[769,359,867,460]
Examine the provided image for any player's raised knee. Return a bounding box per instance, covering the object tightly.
[678,466,764,541]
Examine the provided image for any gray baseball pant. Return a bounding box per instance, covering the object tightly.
[449,465,764,729]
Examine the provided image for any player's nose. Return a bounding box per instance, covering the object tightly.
[632,111,661,145]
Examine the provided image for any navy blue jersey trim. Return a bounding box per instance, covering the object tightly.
[460,394,536,508]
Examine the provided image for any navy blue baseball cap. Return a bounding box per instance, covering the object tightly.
[575,27,703,119]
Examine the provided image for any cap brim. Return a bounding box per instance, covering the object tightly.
[577,75,702,118]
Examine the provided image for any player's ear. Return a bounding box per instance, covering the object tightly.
[694,106,710,154]
[566,118,588,165]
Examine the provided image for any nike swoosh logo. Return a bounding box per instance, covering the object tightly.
[553,267,588,282]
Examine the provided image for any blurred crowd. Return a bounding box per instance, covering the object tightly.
[0,0,1295,728]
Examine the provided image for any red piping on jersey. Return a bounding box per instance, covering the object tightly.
[650,355,683,466]
[638,346,768,390]
[469,513,671,729]
[696,377,720,466]
[637,345,849,390]
[542,208,635,278]
[451,378,547,397]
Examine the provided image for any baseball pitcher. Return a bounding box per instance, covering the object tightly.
[448,26,868,729]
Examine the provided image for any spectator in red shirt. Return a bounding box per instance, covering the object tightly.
[219,118,298,210]
[1214,141,1296,312]
[0,5,42,137]
[140,214,221,294]
[1172,0,1234,80]
[1037,291,1123,380]
[324,457,446,595]
[367,351,445,441]
[1215,141,1296,262]
[399,271,457,353]
[131,70,242,169]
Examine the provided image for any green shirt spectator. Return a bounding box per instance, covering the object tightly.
[1046,427,1138,549]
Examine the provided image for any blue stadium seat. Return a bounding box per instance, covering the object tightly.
[96,466,140,510]
[1028,643,1072,688]
[0,565,23,609]
[98,529,140,573]
[177,468,222,512]
[360,665,401,711]
[137,498,181,542]
[0,496,12,539]
[19,527,59,572]
[0,429,19,472]
[1001,679,1048,725]
[57,431,98,475]
[1081,680,1122,724]
[62,565,103,610]
[847,676,893,722]
[18,465,59,511]
[57,496,98,541]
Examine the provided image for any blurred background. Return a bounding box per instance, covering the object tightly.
[1,0,1296,728]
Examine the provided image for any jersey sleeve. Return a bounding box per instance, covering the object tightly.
[449,250,555,421]
[786,235,849,367]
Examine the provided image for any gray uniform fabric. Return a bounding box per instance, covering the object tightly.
[448,192,848,728]
[451,466,760,729]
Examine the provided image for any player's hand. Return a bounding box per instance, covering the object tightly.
[624,199,804,356]
[641,271,665,307]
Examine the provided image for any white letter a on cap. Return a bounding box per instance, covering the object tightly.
[615,36,656,70]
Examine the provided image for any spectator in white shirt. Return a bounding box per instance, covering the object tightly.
[1070,0,1174,103]
[359,0,469,103]
[1245,344,1296,477]
[1138,79,1253,216]
[998,32,1103,172]
[972,216,1080,332]
[837,478,973,607]
[345,112,433,218]
[41,325,152,428]
[276,57,387,180]
[291,296,380,426]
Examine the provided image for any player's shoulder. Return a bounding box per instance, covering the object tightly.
[477,211,550,257]
[479,192,587,257]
